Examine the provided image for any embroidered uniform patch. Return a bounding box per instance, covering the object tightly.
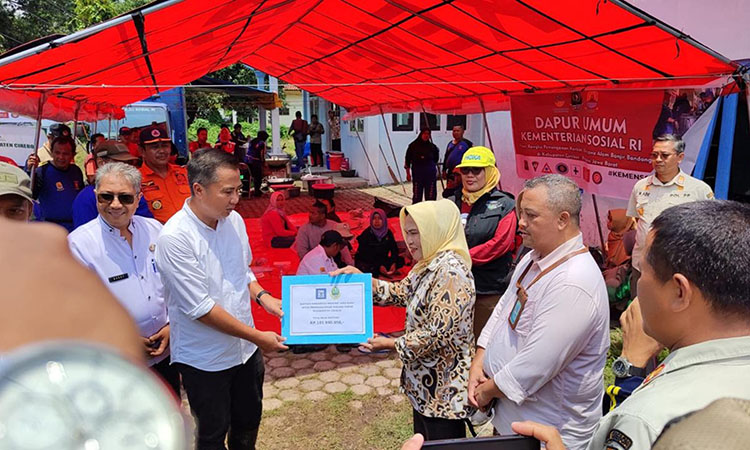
[605,429,633,449]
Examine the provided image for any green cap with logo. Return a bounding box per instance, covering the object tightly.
[0,162,33,203]
[455,146,496,168]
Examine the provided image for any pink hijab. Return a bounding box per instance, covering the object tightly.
[265,192,288,219]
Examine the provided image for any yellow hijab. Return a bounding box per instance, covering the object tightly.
[461,165,500,205]
[400,199,471,273]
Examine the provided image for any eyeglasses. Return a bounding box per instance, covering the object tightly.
[459,167,484,176]
[97,193,136,205]
[650,152,677,160]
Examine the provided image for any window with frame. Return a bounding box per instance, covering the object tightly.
[348,118,364,133]
[446,114,467,130]
[418,113,440,131]
[391,113,414,132]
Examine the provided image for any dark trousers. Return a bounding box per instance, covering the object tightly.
[412,178,437,204]
[310,143,323,166]
[249,162,263,195]
[413,409,466,441]
[332,138,341,152]
[151,356,181,398]
[473,293,502,342]
[294,140,306,169]
[176,350,265,450]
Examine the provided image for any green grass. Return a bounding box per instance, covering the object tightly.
[257,391,414,450]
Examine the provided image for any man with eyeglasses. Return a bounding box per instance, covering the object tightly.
[72,140,154,230]
[626,134,713,298]
[138,125,191,223]
[68,162,180,396]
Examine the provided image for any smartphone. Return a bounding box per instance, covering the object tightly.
[422,435,540,450]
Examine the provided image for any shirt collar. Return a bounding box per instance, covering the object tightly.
[182,198,223,232]
[648,169,687,187]
[663,336,750,373]
[530,233,585,272]
[97,214,134,239]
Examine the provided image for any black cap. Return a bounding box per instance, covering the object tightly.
[139,125,170,145]
[119,126,131,135]
[320,230,344,247]
[49,123,71,138]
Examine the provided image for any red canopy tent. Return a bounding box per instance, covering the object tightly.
[0,0,739,121]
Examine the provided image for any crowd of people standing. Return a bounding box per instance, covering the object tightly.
[2,117,748,450]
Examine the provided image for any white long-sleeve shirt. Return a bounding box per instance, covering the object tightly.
[478,234,609,450]
[68,215,168,366]
[155,200,258,372]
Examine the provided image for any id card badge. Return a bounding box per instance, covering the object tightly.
[508,288,527,329]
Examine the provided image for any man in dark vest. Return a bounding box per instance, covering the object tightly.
[452,146,517,341]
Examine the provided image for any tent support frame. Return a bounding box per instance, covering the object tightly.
[379,108,407,195]
[354,126,381,186]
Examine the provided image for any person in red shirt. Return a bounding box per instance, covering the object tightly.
[119,127,141,158]
[261,191,297,248]
[189,127,212,154]
[214,125,236,155]
[451,146,517,341]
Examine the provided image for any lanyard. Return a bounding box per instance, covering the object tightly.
[508,247,589,329]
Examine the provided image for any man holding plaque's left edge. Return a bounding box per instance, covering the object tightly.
[156,149,287,450]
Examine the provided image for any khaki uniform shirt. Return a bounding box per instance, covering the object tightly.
[626,169,713,270]
[587,336,750,450]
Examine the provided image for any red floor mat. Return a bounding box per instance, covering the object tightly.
[246,211,406,335]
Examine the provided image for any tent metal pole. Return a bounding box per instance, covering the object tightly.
[108,115,112,138]
[478,97,495,152]
[29,92,47,189]
[479,97,501,189]
[379,108,407,195]
[72,102,81,152]
[93,106,99,134]
[354,126,381,186]
[592,193,606,254]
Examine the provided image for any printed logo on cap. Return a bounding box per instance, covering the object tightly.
[151,129,161,138]
[465,155,481,160]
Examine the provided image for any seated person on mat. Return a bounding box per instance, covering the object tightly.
[319,197,342,223]
[294,201,353,264]
[292,230,346,354]
[261,191,297,248]
[355,208,403,278]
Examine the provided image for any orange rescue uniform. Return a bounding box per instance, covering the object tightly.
[139,163,191,223]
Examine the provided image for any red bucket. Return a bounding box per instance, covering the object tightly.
[329,153,344,171]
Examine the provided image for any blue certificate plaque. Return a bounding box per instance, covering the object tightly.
[281,274,374,345]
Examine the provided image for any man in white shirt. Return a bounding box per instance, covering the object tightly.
[626,134,713,295]
[155,149,287,450]
[68,162,179,396]
[297,230,345,276]
[469,174,609,450]
[510,200,750,450]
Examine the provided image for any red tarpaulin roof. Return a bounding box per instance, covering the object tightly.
[0,0,739,121]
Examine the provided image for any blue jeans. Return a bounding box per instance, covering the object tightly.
[294,139,305,169]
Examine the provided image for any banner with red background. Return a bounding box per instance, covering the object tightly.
[510,90,665,199]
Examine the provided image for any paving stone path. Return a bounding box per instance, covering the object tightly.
[261,345,404,411]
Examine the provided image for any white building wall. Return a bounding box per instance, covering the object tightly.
[340,108,620,249]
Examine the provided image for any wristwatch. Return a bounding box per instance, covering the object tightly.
[612,356,648,378]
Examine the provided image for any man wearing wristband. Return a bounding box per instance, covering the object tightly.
[156,149,287,450]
